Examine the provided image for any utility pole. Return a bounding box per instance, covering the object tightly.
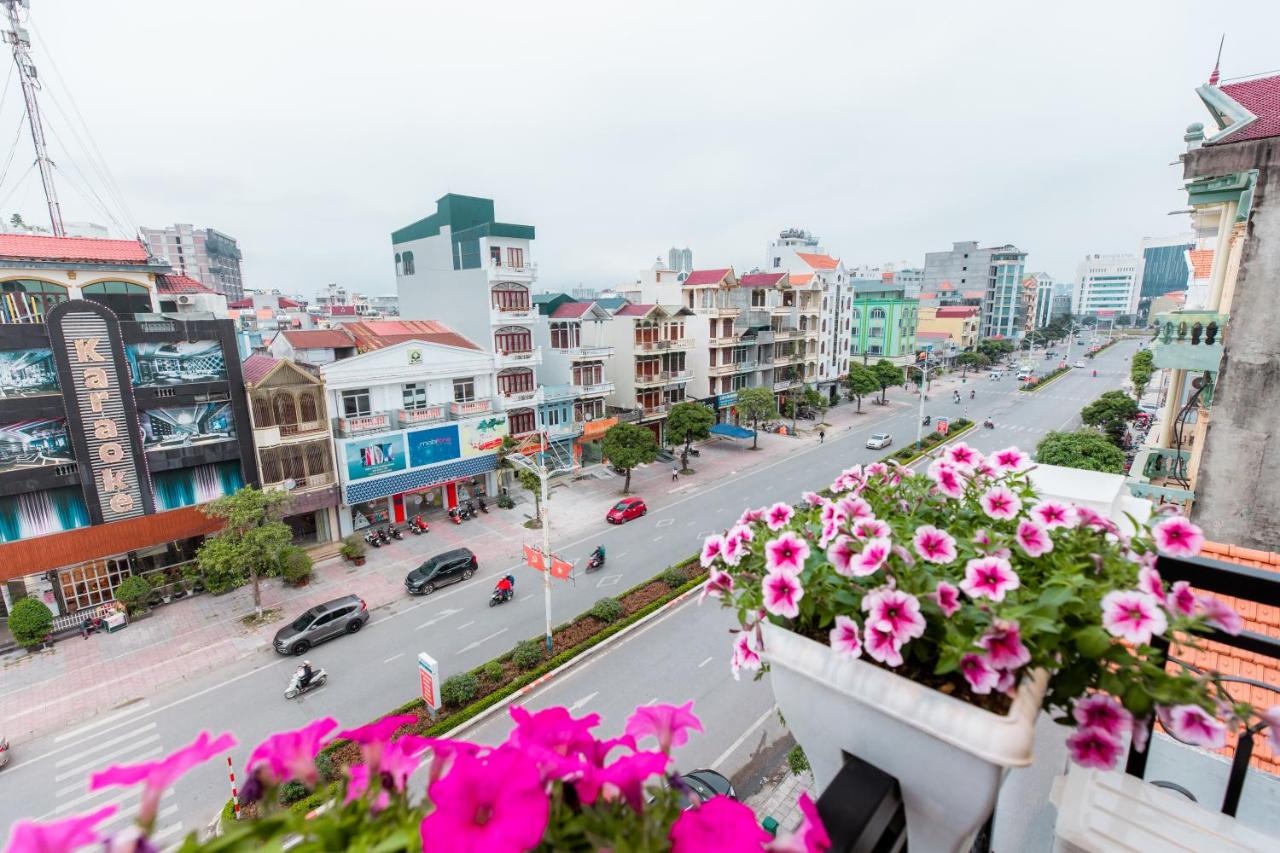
[914,358,930,449]
[506,442,571,653]
[3,0,63,236]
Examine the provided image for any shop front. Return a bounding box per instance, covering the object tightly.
[278,486,340,545]
[575,417,617,467]
[715,392,739,425]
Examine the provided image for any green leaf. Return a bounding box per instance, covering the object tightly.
[1038,585,1079,608]
[1072,626,1111,659]
[1122,683,1154,716]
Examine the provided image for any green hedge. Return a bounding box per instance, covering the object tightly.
[1019,366,1070,392]
[879,421,974,467]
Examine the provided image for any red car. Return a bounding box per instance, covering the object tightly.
[607,497,647,524]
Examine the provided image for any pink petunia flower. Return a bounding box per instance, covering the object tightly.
[995,669,1017,694]
[826,536,858,578]
[1015,519,1053,558]
[1260,706,1280,755]
[978,621,1031,670]
[927,459,966,499]
[1072,693,1133,737]
[991,446,1030,473]
[960,556,1021,602]
[343,763,390,812]
[862,588,925,644]
[507,705,600,763]
[970,459,998,481]
[721,533,746,567]
[731,631,762,680]
[1138,564,1164,598]
[669,795,771,852]
[836,496,873,522]
[766,501,796,531]
[4,805,117,853]
[852,518,891,541]
[699,568,735,605]
[1065,726,1122,770]
[1100,590,1168,645]
[247,717,337,787]
[1167,580,1196,616]
[1132,716,1151,754]
[866,461,889,478]
[944,441,981,470]
[972,528,993,548]
[90,731,235,830]
[625,701,703,754]
[829,615,862,658]
[1160,705,1227,749]
[765,532,811,575]
[801,491,825,507]
[762,570,805,619]
[852,537,892,577]
[337,714,417,767]
[979,486,1022,521]
[700,534,725,568]
[594,750,671,812]
[1030,499,1075,530]
[819,500,845,528]
[1196,594,1244,635]
[380,735,433,792]
[767,792,832,853]
[959,653,999,694]
[932,581,961,617]
[863,622,904,667]
[913,524,958,565]
[818,520,840,549]
[421,747,549,853]
[739,507,766,526]
[1153,516,1204,558]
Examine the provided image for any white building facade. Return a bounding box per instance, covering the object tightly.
[1073,253,1140,317]
[765,231,852,398]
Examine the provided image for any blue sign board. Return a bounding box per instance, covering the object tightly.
[344,434,407,481]
[407,424,461,469]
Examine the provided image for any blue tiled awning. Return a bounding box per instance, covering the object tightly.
[709,422,755,440]
[344,455,498,504]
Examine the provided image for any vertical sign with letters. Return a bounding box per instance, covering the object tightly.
[54,309,147,521]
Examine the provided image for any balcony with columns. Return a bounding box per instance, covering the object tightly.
[1152,311,1227,373]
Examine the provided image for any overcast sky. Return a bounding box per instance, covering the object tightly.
[4,0,1278,297]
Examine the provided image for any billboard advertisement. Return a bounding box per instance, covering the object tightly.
[0,349,59,396]
[0,418,74,472]
[459,414,509,458]
[126,341,227,386]
[344,433,407,481]
[139,403,236,449]
[407,424,461,469]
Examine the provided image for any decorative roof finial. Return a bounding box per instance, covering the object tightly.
[1209,34,1224,85]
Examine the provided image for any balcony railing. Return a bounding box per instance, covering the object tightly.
[635,338,694,352]
[773,378,798,391]
[575,380,615,397]
[1152,311,1227,373]
[449,399,493,418]
[634,372,663,387]
[638,403,669,420]
[500,388,538,405]
[536,383,578,404]
[265,471,336,492]
[336,412,390,437]
[707,362,736,376]
[496,348,542,369]
[490,307,538,323]
[276,420,327,438]
[708,334,737,346]
[396,406,447,427]
[660,369,693,384]
[566,344,614,360]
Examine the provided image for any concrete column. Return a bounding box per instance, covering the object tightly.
[1158,369,1186,448]
[1206,200,1238,311]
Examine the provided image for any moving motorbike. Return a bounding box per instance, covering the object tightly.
[983,419,995,429]
[285,666,328,699]
[489,574,516,607]
[586,549,606,572]
[922,415,931,426]
[364,529,382,548]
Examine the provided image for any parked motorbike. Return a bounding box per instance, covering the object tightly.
[408,516,429,534]
[364,529,382,548]
[389,525,404,540]
[478,498,489,514]
[284,667,328,699]
[459,502,477,521]
[688,447,701,458]
[448,508,461,525]
[922,415,931,426]
[376,527,392,545]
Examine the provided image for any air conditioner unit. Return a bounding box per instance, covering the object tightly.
[177,295,193,305]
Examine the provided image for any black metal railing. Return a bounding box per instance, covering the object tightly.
[1124,553,1280,816]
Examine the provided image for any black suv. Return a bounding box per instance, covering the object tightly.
[273,595,369,656]
[406,548,478,595]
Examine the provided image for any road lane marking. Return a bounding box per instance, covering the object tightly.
[414,607,463,630]
[459,628,508,653]
[53,724,159,767]
[55,738,162,784]
[53,702,150,743]
[646,696,659,705]
[456,621,475,631]
[383,653,405,664]
[44,784,172,819]
[698,656,714,668]
[656,518,674,528]
[519,593,534,601]
[711,706,777,771]
[101,801,179,831]
[566,691,598,712]
[595,573,622,588]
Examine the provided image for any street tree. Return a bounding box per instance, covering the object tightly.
[736,386,778,450]
[976,338,1015,362]
[198,486,295,617]
[1130,349,1154,400]
[1080,390,1140,446]
[602,421,659,493]
[517,466,543,527]
[872,359,904,404]
[1035,430,1127,474]
[955,351,989,378]
[845,364,880,413]
[495,434,519,498]
[803,384,828,422]
[665,401,715,472]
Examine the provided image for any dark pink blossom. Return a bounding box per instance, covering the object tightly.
[1101,590,1167,644]
[738,507,766,526]
[625,701,703,754]
[1030,499,1075,529]
[960,556,1021,602]
[421,747,548,853]
[826,535,857,577]
[913,524,958,564]
[927,459,965,499]
[836,496,873,522]
[700,534,725,568]
[1167,580,1196,616]
[852,537,892,577]
[862,588,925,644]
[852,518,890,541]
[767,792,832,853]
[507,705,600,764]
[979,486,1022,521]
[4,805,117,853]
[944,441,981,470]
[1160,704,1226,748]
[959,653,999,694]
[337,715,416,768]
[731,631,762,679]
[1072,693,1132,737]
[763,569,805,619]
[1015,519,1053,558]
[669,795,771,852]
[863,622,904,667]
[991,446,1030,473]
[1153,516,1204,558]
[932,581,961,617]
[1195,593,1244,635]
[829,615,862,659]
[978,621,1031,670]
[766,502,796,531]
[765,532,810,575]
[699,568,735,605]
[247,717,337,787]
[1138,564,1164,598]
[1066,726,1122,770]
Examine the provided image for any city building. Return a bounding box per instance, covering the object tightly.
[916,306,979,352]
[766,232,853,398]
[600,302,694,443]
[849,279,918,366]
[667,247,693,275]
[915,330,958,364]
[1072,253,1139,318]
[1051,282,1073,323]
[736,270,821,405]
[1135,234,1194,320]
[268,329,358,365]
[318,334,508,536]
[155,274,228,318]
[533,299,616,466]
[139,224,245,301]
[392,194,546,445]
[1023,272,1057,329]
[0,234,256,622]
[922,241,1026,339]
[240,354,340,545]
[1127,68,1280,551]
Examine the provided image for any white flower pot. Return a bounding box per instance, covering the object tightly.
[761,620,1050,853]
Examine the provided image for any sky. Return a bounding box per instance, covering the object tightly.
[2,0,1279,298]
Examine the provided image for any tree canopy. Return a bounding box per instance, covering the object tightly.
[845,364,880,412]
[198,486,295,610]
[976,338,1016,361]
[602,422,659,493]
[735,386,778,449]
[1130,349,1154,400]
[955,351,990,377]
[666,401,715,471]
[871,359,904,403]
[1080,390,1140,446]
[1035,430,1127,474]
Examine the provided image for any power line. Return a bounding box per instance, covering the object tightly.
[0,106,27,191]
[0,160,35,210]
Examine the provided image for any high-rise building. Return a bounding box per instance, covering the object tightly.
[1135,234,1194,320]
[765,231,851,396]
[1073,254,1139,317]
[1023,272,1057,329]
[667,247,693,274]
[139,224,245,301]
[922,241,1026,339]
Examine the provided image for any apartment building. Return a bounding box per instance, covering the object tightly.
[533,298,617,466]
[923,241,1027,339]
[601,303,695,443]
[850,279,919,366]
[139,224,245,301]
[1073,254,1140,318]
[736,271,821,404]
[917,306,979,352]
[765,231,852,398]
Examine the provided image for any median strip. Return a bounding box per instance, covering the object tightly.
[1020,365,1071,392]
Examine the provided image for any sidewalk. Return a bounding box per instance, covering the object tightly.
[746,767,817,836]
[0,385,925,742]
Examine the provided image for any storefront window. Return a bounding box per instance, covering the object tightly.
[453,378,475,402]
[59,556,130,613]
[342,389,371,417]
[350,499,390,530]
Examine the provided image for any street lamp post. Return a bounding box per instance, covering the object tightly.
[505,445,570,653]
[914,358,931,449]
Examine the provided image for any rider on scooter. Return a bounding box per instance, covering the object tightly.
[297,660,314,690]
[495,574,514,601]
[592,544,605,563]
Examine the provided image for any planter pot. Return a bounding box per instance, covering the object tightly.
[351,556,367,567]
[761,620,1049,853]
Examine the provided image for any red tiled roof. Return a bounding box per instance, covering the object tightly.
[1167,291,1188,304]
[1213,74,1280,145]
[0,233,150,264]
[795,252,839,270]
[683,269,731,286]
[1172,541,1280,776]
[345,319,478,352]
[1189,249,1214,279]
[936,306,979,318]
[329,305,357,315]
[739,272,787,288]
[917,292,938,301]
[230,295,305,310]
[228,298,252,309]
[156,274,215,295]
[614,303,656,317]
[938,281,954,291]
[278,329,356,349]
[882,272,895,281]
[240,353,280,385]
[788,274,814,286]
[278,296,303,309]
[550,301,595,318]
[916,331,952,339]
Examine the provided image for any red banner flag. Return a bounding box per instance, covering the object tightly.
[523,544,547,572]
[550,557,573,580]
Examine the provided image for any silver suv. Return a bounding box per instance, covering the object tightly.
[273,595,369,656]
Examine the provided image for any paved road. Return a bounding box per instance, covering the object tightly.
[0,341,1138,842]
